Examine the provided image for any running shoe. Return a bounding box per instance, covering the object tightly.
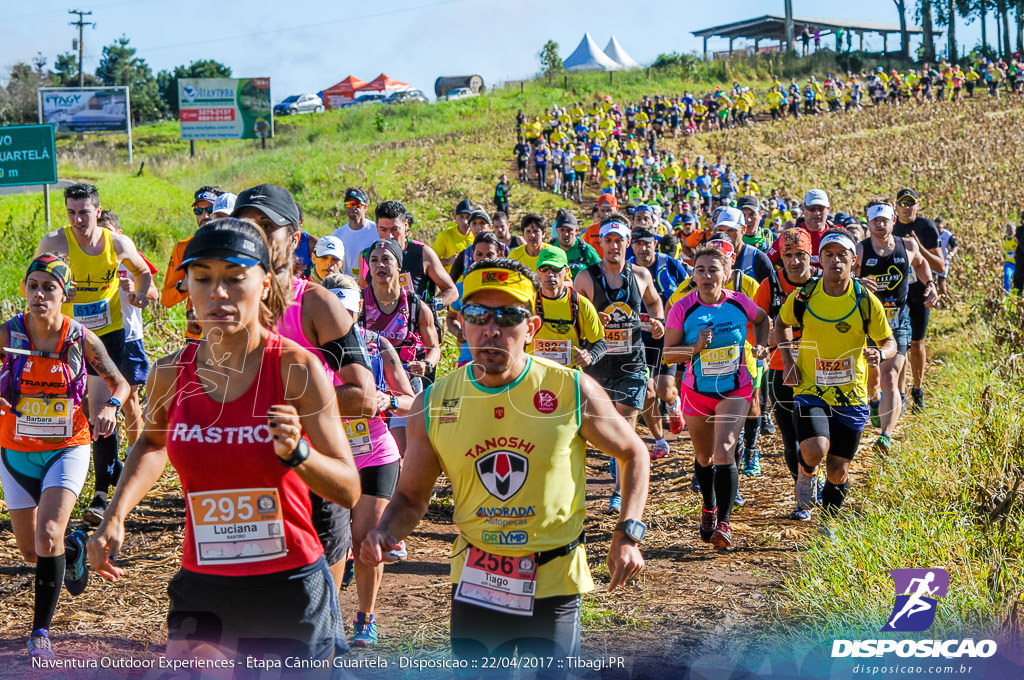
[27,629,53,660]
[734,488,746,508]
[911,388,925,413]
[651,440,670,460]
[742,449,762,476]
[874,433,893,457]
[607,492,622,514]
[795,469,817,512]
[352,613,378,647]
[710,521,733,549]
[869,400,881,429]
[387,540,408,561]
[759,414,776,435]
[699,506,718,542]
[83,496,106,526]
[341,555,355,588]
[667,398,684,434]
[789,506,812,521]
[689,472,701,493]
[64,529,89,596]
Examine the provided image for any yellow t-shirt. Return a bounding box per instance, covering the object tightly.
[433,226,473,271]
[1005,236,1018,264]
[508,244,557,272]
[531,290,605,367]
[778,280,892,407]
[572,153,590,173]
[425,357,593,598]
[62,225,124,335]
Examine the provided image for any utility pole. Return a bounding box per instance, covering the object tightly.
[784,0,795,52]
[68,9,94,87]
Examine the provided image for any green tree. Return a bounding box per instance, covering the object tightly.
[0,62,51,124]
[156,59,232,116]
[538,40,563,80]
[95,35,166,122]
[52,51,100,87]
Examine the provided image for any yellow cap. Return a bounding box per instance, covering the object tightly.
[462,267,536,311]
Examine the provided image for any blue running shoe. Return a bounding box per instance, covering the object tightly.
[64,530,89,596]
[607,492,622,514]
[352,612,378,647]
[27,629,53,660]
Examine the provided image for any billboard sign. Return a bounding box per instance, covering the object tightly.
[40,87,129,132]
[0,124,58,187]
[178,78,273,140]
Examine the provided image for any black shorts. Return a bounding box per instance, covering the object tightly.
[590,370,648,411]
[167,557,346,660]
[905,289,930,342]
[309,492,351,566]
[643,337,677,379]
[450,587,580,662]
[87,328,126,378]
[359,459,400,499]
[517,160,527,170]
[793,400,865,460]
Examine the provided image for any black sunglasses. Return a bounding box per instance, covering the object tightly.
[193,206,215,215]
[462,304,531,328]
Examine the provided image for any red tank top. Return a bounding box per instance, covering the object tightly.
[165,332,324,575]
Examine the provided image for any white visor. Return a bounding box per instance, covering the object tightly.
[818,232,857,255]
[866,204,895,221]
[329,287,361,314]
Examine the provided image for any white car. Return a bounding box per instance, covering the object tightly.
[445,87,477,101]
[274,93,324,115]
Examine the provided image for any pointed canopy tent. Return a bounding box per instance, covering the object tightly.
[357,73,413,94]
[321,76,367,109]
[563,33,623,71]
[604,35,641,69]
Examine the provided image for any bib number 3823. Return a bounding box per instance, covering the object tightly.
[455,545,538,616]
[187,488,287,565]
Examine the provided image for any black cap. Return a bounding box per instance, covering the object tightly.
[178,218,271,272]
[631,227,659,242]
[467,209,492,225]
[896,188,918,203]
[554,211,578,229]
[344,187,369,205]
[737,195,761,212]
[455,198,475,215]
[233,184,300,227]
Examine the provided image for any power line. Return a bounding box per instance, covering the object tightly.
[141,0,463,52]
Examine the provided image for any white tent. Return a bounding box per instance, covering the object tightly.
[604,35,641,69]
[563,33,622,71]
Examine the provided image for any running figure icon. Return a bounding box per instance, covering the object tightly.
[883,568,949,632]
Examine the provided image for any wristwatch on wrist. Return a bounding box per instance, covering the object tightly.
[280,438,311,468]
[106,397,122,413]
[389,394,400,412]
[613,519,647,544]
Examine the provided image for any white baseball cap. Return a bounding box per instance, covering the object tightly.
[212,192,237,217]
[803,189,830,207]
[314,235,345,260]
[715,206,745,230]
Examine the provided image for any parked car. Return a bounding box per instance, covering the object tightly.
[386,89,429,104]
[445,87,477,101]
[273,93,324,115]
[341,93,388,108]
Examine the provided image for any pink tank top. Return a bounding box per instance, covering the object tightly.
[276,278,342,387]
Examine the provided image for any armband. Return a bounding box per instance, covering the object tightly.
[319,325,371,373]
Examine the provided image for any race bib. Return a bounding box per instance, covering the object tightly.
[344,419,373,457]
[455,545,537,616]
[398,272,414,293]
[884,305,902,329]
[15,397,73,438]
[534,338,571,366]
[605,328,632,355]
[814,357,855,386]
[187,488,287,566]
[72,300,110,331]
[699,345,741,376]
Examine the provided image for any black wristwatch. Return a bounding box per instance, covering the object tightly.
[106,397,122,413]
[280,438,311,468]
[613,519,647,545]
[389,395,400,412]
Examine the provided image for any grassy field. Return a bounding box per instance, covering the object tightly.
[0,69,1022,662]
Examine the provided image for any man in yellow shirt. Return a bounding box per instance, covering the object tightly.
[433,199,476,270]
[362,259,648,663]
[532,247,606,368]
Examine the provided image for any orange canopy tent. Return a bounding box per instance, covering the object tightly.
[357,73,412,94]
[321,76,366,109]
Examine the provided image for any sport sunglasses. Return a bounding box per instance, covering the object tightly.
[193,206,215,215]
[462,304,531,328]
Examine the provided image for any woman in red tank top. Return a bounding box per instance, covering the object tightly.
[87,218,361,663]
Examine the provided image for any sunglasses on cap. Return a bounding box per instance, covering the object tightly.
[462,304,532,328]
[193,206,215,215]
[345,200,366,209]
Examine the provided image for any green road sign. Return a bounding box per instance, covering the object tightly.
[0,124,57,187]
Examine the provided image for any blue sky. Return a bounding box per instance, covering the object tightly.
[3,0,991,103]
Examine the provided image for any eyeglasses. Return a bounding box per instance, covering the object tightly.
[193,206,215,215]
[897,200,917,208]
[345,200,366,209]
[462,304,532,328]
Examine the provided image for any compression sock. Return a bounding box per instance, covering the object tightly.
[33,555,65,632]
[714,463,739,523]
[821,481,850,518]
[91,432,120,497]
[695,461,716,511]
[743,418,760,450]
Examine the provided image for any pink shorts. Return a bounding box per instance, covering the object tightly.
[681,385,754,417]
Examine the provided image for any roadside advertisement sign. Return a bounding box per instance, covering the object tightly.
[178,78,273,140]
